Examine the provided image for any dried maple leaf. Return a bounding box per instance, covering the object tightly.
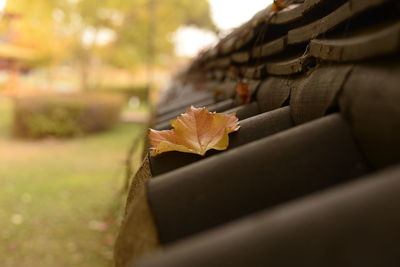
[149,107,240,156]
[236,81,251,104]
[272,0,297,12]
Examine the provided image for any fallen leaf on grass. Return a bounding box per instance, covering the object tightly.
[149,107,240,156]
[88,220,108,232]
[10,214,23,225]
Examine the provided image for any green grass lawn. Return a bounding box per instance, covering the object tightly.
[0,97,147,267]
[0,97,13,139]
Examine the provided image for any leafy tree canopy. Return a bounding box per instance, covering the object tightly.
[5,0,216,68]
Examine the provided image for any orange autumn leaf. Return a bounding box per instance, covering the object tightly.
[236,81,251,104]
[149,107,240,156]
[272,3,288,12]
[272,0,296,12]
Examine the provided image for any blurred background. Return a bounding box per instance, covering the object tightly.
[0,0,270,266]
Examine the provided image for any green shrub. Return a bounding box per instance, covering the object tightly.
[13,93,123,138]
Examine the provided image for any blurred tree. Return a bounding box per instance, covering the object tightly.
[5,0,215,89]
[3,0,69,65]
[105,0,216,68]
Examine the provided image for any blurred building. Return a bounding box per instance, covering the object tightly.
[0,12,37,94]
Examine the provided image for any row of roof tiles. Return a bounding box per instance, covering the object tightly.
[116,0,400,266]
